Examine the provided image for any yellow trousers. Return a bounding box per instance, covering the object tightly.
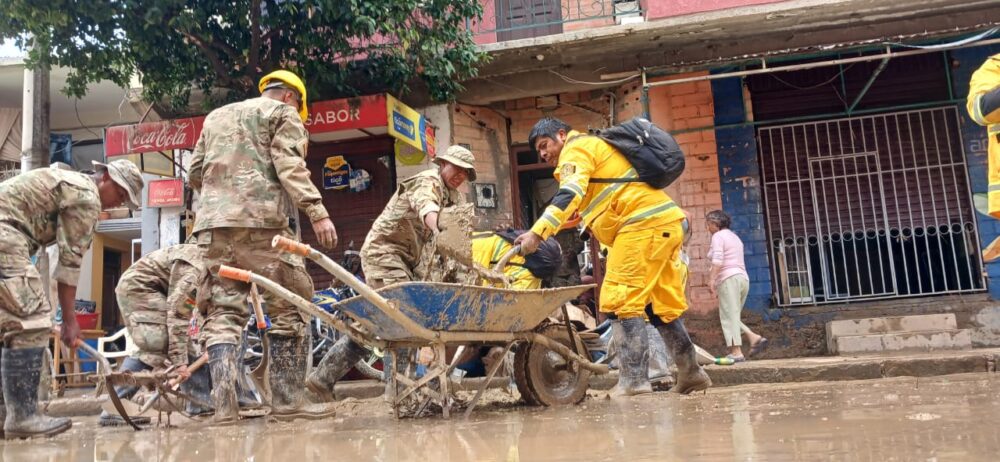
[599,218,688,323]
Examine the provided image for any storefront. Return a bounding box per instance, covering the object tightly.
[104,93,438,289]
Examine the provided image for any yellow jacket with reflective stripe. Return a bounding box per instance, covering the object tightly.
[529,130,685,245]
[472,233,540,289]
[967,53,1000,218]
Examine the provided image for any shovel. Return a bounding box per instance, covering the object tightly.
[247,283,271,401]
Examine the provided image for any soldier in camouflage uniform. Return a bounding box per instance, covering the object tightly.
[0,160,143,438]
[190,70,338,423]
[305,145,477,402]
[98,244,205,426]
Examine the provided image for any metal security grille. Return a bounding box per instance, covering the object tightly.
[758,107,985,306]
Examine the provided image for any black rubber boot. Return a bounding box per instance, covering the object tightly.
[208,344,240,425]
[181,356,213,417]
[609,317,653,397]
[269,335,336,421]
[306,336,368,402]
[3,347,71,439]
[99,357,153,426]
[653,317,711,394]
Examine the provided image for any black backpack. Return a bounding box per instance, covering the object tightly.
[587,117,686,189]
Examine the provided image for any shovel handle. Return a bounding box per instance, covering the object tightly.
[169,353,209,390]
[272,235,312,256]
[249,283,268,330]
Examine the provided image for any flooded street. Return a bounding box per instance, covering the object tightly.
[5,372,999,461]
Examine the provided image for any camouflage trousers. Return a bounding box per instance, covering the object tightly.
[0,225,51,348]
[196,227,313,347]
[115,287,170,368]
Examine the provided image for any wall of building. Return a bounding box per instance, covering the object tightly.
[643,0,786,19]
[452,104,515,229]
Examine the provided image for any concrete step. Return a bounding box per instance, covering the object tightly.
[835,329,973,355]
[826,313,958,353]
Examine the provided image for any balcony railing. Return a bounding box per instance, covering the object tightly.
[470,0,643,42]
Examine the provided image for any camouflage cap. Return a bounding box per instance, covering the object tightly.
[433,145,477,181]
[93,159,145,210]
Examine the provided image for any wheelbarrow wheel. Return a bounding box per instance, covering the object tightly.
[513,342,541,406]
[516,325,591,406]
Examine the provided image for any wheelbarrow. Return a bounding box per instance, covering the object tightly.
[218,235,609,419]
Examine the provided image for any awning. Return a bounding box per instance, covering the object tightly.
[104,93,436,158]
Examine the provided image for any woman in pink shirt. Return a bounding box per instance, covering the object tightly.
[706,210,767,362]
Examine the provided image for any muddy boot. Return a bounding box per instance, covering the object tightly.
[181,357,213,417]
[208,344,240,425]
[99,357,153,427]
[269,335,336,422]
[3,347,71,439]
[609,317,652,397]
[306,336,368,402]
[654,318,711,394]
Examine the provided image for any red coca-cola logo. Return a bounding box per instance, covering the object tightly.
[129,121,193,151]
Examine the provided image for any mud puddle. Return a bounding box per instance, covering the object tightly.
[3,373,999,461]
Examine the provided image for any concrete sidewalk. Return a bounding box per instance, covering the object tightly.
[45,348,1000,417]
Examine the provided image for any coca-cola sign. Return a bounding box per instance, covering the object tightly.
[105,117,205,157]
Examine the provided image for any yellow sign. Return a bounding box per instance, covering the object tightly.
[395,139,427,166]
[386,94,436,157]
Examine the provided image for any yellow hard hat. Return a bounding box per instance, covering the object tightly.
[259,70,309,122]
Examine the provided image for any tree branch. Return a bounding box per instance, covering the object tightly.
[180,31,233,86]
[248,0,262,74]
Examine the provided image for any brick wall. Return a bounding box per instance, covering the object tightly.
[505,91,612,144]
[453,104,515,228]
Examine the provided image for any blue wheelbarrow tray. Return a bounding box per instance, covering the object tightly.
[318,282,592,344]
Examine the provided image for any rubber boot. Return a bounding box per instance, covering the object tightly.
[207,344,240,425]
[654,317,711,394]
[181,356,213,417]
[99,357,153,426]
[306,336,368,402]
[609,317,653,397]
[269,335,335,422]
[3,347,71,439]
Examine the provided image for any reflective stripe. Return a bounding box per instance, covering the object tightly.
[540,213,560,227]
[580,168,637,217]
[973,94,989,125]
[622,201,678,227]
[491,241,505,263]
[565,183,585,197]
[990,124,1000,135]
[989,184,1000,193]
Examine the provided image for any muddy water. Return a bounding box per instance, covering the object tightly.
[4,373,999,461]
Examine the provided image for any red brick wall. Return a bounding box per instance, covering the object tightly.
[643,0,785,20]
[452,104,515,228]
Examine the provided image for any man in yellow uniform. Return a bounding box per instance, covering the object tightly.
[515,117,710,396]
[968,53,1000,262]
[471,229,562,289]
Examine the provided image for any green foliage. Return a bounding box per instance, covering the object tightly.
[0,0,487,110]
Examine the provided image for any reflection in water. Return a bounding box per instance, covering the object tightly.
[2,373,997,461]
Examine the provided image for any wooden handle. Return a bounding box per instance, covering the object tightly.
[272,235,311,256]
[169,353,209,390]
[218,265,252,282]
[249,283,268,330]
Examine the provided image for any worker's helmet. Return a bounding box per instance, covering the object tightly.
[259,70,309,122]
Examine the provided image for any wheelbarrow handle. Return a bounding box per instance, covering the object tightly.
[272,235,312,257]
[168,353,209,390]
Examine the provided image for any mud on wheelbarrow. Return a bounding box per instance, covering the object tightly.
[218,236,608,419]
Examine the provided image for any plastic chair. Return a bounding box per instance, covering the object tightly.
[96,327,138,362]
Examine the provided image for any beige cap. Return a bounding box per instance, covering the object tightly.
[92,159,145,210]
[433,145,477,181]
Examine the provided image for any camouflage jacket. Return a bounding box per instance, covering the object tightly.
[362,169,465,269]
[117,244,205,367]
[0,167,101,284]
[189,97,329,233]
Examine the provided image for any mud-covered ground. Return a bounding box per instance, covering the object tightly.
[5,373,999,461]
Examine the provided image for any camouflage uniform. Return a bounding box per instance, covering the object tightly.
[190,96,329,347]
[0,167,101,347]
[115,244,205,368]
[361,169,466,287]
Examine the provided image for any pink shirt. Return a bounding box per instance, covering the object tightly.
[707,229,748,287]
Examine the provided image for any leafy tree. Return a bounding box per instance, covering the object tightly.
[0,0,486,111]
